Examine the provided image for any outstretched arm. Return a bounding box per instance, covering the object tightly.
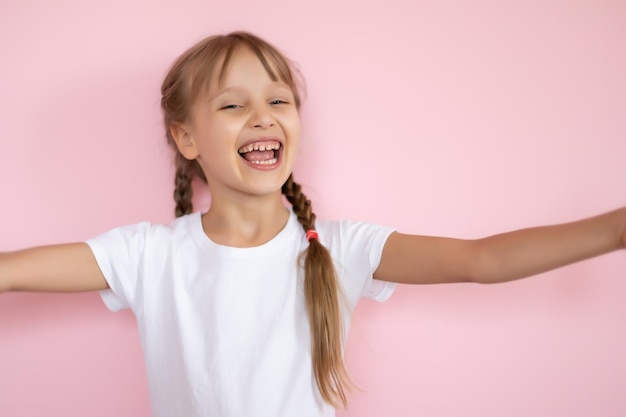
[0,243,108,292]
[374,207,626,285]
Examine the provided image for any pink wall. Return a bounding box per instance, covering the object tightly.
[1,0,625,416]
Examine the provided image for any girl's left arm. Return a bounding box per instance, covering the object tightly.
[374,207,626,285]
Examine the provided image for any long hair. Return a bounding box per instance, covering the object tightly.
[160,32,351,407]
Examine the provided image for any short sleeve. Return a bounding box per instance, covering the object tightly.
[85,222,151,312]
[355,222,396,302]
[325,220,396,304]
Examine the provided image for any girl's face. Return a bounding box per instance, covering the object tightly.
[173,46,301,201]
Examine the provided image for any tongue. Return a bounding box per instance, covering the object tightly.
[242,150,275,162]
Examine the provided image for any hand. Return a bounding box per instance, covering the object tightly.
[621,207,626,249]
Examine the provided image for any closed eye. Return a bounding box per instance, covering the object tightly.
[220,104,242,110]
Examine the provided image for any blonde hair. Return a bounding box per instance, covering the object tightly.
[160,31,351,407]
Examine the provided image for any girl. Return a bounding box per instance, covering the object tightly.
[1,31,624,417]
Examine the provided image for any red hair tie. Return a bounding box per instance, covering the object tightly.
[306,229,319,242]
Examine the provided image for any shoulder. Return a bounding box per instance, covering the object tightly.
[88,212,202,248]
[315,217,396,265]
[317,217,395,244]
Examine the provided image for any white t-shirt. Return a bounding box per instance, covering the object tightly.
[86,211,395,417]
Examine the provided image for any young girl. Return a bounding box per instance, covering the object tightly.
[1,31,624,417]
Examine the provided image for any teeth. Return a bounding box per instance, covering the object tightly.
[249,158,278,165]
[238,142,281,153]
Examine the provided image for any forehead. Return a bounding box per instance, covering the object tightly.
[189,42,299,107]
[217,46,279,86]
[211,45,287,86]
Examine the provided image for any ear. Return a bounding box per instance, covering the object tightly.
[170,122,199,160]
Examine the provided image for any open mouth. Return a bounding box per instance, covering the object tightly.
[237,140,282,166]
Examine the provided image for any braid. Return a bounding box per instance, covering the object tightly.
[282,174,351,408]
[173,152,195,218]
[282,174,316,229]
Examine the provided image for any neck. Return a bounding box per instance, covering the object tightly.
[201,191,291,248]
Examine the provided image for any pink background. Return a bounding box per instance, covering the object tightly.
[1,0,625,416]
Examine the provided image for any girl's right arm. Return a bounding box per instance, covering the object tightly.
[0,243,108,293]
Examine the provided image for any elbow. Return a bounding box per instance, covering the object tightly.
[464,242,500,284]
[466,273,500,286]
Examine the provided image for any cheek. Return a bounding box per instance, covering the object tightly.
[284,113,301,140]
[285,120,300,164]
[195,117,239,147]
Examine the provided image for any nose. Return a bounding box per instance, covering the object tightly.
[250,105,275,129]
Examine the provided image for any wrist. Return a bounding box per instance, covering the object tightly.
[620,207,626,249]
